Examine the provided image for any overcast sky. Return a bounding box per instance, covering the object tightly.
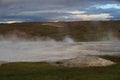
[0,0,120,22]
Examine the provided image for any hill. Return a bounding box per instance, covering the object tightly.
[0,21,120,41]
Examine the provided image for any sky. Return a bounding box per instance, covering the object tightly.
[0,0,120,23]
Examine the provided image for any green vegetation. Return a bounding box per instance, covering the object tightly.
[0,56,120,80]
[0,21,120,41]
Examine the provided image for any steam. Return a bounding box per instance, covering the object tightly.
[0,33,120,62]
[0,35,78,62]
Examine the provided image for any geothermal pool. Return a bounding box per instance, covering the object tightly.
[0,37,120,62]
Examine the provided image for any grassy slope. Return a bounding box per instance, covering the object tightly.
[0,56,120,80]
[0,21,120,41]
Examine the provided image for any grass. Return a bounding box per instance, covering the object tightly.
[0,56,120,80]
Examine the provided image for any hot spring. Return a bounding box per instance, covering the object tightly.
[0,36,120,62]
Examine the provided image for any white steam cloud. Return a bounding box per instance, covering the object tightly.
[0,34,120,62]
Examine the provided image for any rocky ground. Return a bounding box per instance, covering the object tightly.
[0,55,116,68]
[51,55,115,68]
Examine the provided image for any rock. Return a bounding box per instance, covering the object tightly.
[53,55,115,68]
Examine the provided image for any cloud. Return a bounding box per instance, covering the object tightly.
[52,12,113,21]
[70,13,113,20]
[0,0,119,22]
[0,20,23,24]
[12,10,85,16]
[94,4,120,9]
[12,9,112,21]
